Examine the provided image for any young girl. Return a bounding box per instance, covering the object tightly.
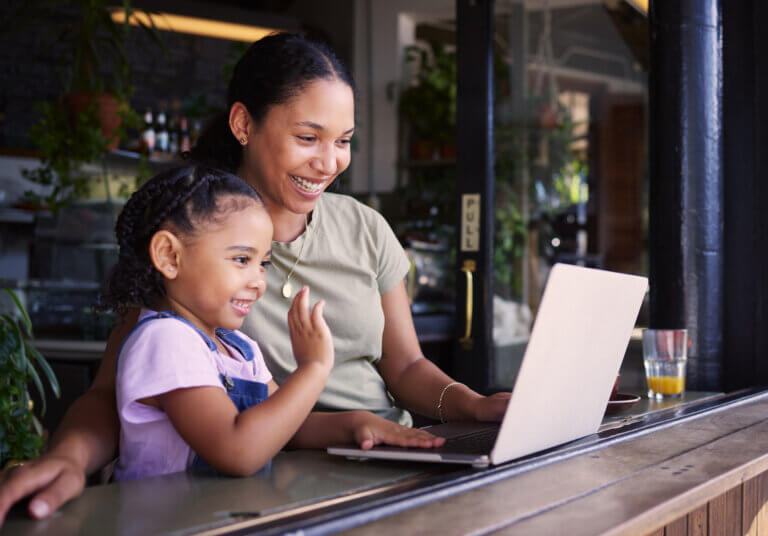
[101,165,334,480]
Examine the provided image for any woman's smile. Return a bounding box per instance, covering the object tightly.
[239,78,355,229]
[289,174,326,196]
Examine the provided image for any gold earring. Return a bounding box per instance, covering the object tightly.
[240,137,247,145]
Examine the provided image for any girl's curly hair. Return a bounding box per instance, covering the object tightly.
[100,165,263,314]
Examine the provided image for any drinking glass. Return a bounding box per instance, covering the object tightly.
[642,329,688,399]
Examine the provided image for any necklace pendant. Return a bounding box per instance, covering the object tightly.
[282,281,293,299]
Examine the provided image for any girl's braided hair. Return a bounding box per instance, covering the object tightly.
[100,165,262,314]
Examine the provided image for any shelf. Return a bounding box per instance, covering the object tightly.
[398,159,456,168]
[0,208,35,224]
[106,149,182,167]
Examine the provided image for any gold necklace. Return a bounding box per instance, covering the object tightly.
[281,215,311,299]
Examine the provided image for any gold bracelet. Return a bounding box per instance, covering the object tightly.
[437,381,463,423]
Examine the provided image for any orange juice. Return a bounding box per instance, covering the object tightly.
[646,375,685,395]
[644,357,686,398]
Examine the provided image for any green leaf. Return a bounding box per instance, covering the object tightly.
[26,361,46,417]
[3,289,31,335]
[31,416,43,437]
[25,343,60,399]
[1,315,29,375]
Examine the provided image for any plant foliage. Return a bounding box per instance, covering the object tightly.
[14,0,161,208]
[0,289,60,467]
[399,41,457,143]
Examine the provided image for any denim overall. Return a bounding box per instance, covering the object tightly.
[116,311,270,476]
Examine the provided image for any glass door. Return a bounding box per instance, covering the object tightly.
[452,0,649,392]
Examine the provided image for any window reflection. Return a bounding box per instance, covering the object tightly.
[394,1,648,389]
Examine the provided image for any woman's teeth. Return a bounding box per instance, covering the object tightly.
[290,175,324,194]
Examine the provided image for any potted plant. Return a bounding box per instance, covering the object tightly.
[15,1,161,208]
[55,0,161,146]
[399,41,457,160]
[0,289,60,469]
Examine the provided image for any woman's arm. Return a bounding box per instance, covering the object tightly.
[377,281,510,422]
[0,309,139,524]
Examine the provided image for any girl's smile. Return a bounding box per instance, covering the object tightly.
[230,298,255,316]
[161,199,273,338]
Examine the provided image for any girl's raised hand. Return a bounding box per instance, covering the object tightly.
[287,286,334,373]
[349,412,446,450]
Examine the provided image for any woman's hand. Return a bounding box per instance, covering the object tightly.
[0,454,86,524]
[348,412,446,450]
[288,286,334,373]
[469,392,512,422]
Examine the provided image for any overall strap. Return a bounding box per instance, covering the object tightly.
[215,329,255,361]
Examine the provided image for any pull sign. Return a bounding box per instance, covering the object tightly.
[461,194,481,252]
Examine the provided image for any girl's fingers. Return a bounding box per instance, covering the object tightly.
[357,425,445,450]
[354,426,375,450]
[311,300,326,330]
[287,287,307,330]
[297,286,311,327]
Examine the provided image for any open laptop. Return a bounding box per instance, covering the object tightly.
[327,263,648,467]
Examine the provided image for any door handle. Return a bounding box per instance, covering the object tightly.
[459,259,476,346]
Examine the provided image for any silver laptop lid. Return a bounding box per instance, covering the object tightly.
[490,264,648,465]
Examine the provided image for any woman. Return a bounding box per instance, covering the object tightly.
[0,33,509,522]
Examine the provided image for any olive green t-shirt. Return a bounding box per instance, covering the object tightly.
[241,193,413,426]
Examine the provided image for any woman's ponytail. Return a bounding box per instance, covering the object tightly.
[188,112,242,173]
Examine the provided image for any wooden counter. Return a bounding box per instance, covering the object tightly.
[340,391,768,535]
[5,390,768,535]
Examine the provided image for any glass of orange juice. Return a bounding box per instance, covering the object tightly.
[642,329,687,399]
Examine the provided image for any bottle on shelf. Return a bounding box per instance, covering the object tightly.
[156,110,169,153]
[141,108,155,152]
[168,112,179,155]
[191,119,201,149]
[179,115,191,154]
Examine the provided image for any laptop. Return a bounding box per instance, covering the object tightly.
[327,263,648,467]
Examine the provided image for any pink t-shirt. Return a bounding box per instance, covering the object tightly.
[114,309,272,481]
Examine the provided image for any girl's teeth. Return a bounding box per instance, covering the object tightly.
[290,175,323,193]
[232,300,250,311]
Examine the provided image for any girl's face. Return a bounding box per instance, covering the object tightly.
[242,78,355,215]
[165,198,273,335]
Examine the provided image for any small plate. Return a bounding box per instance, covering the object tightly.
[605,393,642,415]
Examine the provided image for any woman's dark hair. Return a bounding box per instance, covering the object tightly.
[189,32,355,173]
[100,165,263,314]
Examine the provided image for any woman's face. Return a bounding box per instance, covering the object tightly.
[242,78,355,215]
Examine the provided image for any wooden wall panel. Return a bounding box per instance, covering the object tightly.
[666,516,687,536]
[758,472,768,534]
[687,505,707,536]
[744,477,759,535]
[725,486,743,535]
[654,473,768,536]
[707,493,727,536]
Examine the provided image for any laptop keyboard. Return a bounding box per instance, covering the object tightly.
[438,427,499,455]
